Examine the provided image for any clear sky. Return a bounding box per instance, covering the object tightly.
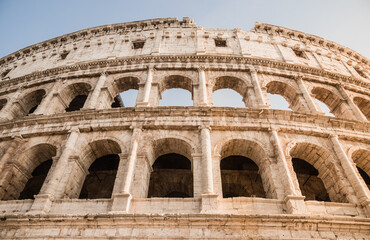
[0,0,368,112]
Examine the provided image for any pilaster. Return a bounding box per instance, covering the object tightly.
[83,72,108,109]
[110,127,142,213]
[249,67,268,108]
[270,129,307,214]
[330,135,370,216]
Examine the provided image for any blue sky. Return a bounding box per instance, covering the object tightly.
[0,0,368,111]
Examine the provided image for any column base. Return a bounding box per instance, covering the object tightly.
[284,195,307,214]
[135,102,150,107]
[109,192,132,214]
[27,194,54,215]
[361,199,370,217]
[201,194,218,213]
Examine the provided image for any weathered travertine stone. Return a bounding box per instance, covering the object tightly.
[0,17,369,239]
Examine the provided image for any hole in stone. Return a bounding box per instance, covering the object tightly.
[215,39,227,47]
[60,51,70,60]
[293,49,308,59]
[132,41,145,49]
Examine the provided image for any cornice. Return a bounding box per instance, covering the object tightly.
[0,55,368,96]
[0,108,368,143]
[253,22,369,66]
[1,19,368,70]
[0,17,196,66]
[1,212,369,231]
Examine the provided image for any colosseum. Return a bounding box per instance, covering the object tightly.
[0,17,369,239]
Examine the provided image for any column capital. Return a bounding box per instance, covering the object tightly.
[68,126,80,134]
[11,134,25,142]
[249,66,257,73]
[293,73,304,80]
[199,125,212,131]
[147,64,156,71]
[100,70,108,76]
[197,65,206,71]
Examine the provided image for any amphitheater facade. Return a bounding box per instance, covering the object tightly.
[0,17,369,239]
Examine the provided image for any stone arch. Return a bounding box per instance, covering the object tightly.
[0,143,57,200]
[67,139,122,199]
[158,75,194,106]
[353,97,370,120]
[0,98,7,111]
[351,149,370,189]
[147,137,194,198]
[289,142,348,202]
[9,89,46,119]
[266,81,305,112]
[218,139,274,198]
[55,82,92,113]
[311,86,352,119]
[111,76,140,108]
[212,76,250,107]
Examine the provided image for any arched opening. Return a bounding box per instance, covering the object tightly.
[353,97,370,120]
[292,158,329,201]
[289,142,348,203]
[0,99,7,111]
[159,75,193,106]
[266,81,303,111]
[213,76,249,107]
[159,89,193,106]
[213,89,244,107]
[76,139,122,199]
[315,98,335,117]
[352,149,370,189]
[57,82,91,113]
[79,154,120,199]
[66,95,87,112]
[111,76,139,108]
[148,153,193,198]
[147,138,194,198]
[219,139,272,198]
[0,143,56,200]
[9,89,46,118]
[311,87,352,119]
[267,94,291,111]
[19,159,53,200]
[220,155,265,198]
[357,167,370,190]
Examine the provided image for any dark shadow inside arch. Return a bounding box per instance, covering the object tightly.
[24,89,46,116]
[0,99,7,111]
[65,94,88,112]
[79,154,119,199]
[357,166,370,190]
[292,158,330,202]
[353,97,370,120]
[220,155,265,198]
[148,153,193,198]
[18,159,52,200]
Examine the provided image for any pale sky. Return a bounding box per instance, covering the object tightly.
[0,0,368,112]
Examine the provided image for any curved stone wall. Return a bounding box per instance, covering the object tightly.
[0,17,369,239]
